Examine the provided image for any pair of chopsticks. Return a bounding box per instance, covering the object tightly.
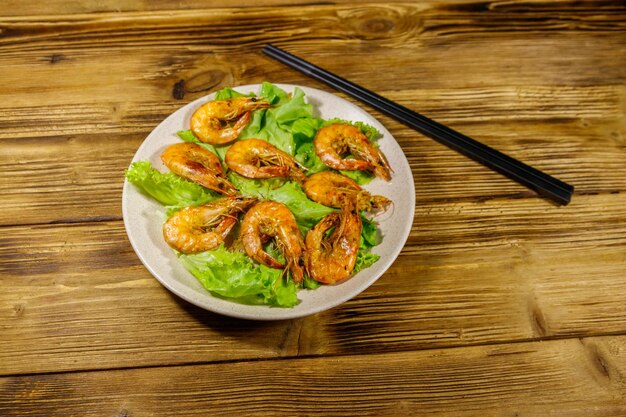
[262,44,574,205]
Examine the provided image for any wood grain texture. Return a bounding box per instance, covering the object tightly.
[1,4,624,103]
[0,0,456,17]
[1,336,625,416]
[2,193,626,375]
[1,1,626,415]
[0,3,624,226]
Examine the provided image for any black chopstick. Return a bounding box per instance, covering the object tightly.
[262,44,574,205]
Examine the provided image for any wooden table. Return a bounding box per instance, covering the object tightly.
[1,1,625,415]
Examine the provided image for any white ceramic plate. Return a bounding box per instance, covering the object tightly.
[122,83,415,320]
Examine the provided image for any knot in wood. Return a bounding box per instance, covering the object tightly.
[185,69,228,93]
[360,18,395,34]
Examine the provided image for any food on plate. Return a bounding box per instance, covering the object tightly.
[163,196,256,254]
[314,123,392,180]
[125,82,390,307]
[190,96,270,144]
[304,200,362,284]
[225,138,307,182]
[303,171,391,213]
[161,142,237,196]
[241,200,306,284]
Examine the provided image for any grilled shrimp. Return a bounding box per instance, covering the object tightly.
[305,201,362,284]
[240,201,305,283]
[303,171,391,213]
[225,138,307,182]
[191,97,270,145]
[161,142,238,196]
[163,196,256,254]
[314,123,392,181]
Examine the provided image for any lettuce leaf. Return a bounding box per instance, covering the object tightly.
[177,129,230,161]
[270,182,334,228]
[355,216,381,271]
[260,81,290,105]
[291,117,325,146]
[176,129,199,143]
[354,251,381,274]
[239,114,294,155]
[179,245,298,307]
[228,173,334,229]
[125,161,218,210]
[214,87,252,100]
[270,181,336,230]
[176,129,218,152]
[361,216,380,248]
[226,172,284,199]
[273,87,315,128]
[303,276,321,290]
[238,85,316,154]
[340,169,374,185]
[294,142,327,174]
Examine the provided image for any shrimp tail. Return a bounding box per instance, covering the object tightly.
[372,146,393,181]
[357,191,392,213]
[290,166,308,183]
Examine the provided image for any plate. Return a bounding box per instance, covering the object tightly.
[122,83,415,320]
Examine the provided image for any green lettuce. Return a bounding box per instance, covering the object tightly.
[176,129,218,153]
[269,181,336,229]
[354,217,381,273]
[260,81,290,104]
[177,129,230,161]
[125,161,218,211]
[214,87,252,100]
[340,169,374,185]
[228,173,334,229]
[294,142,327,174]
[291,117,325,145]
[239,84,316,154]
[361,216,380,248]
[354,251,381,274]
[179,245,298,307]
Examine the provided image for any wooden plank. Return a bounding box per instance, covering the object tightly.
[0,4,624,110]
[1,336,625,416]
[1,81,622,139]
[3,0,618,17]
[1,44,624,124]
[0,133,141,226]
[2,192,626,375]
[0,0,453,17]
